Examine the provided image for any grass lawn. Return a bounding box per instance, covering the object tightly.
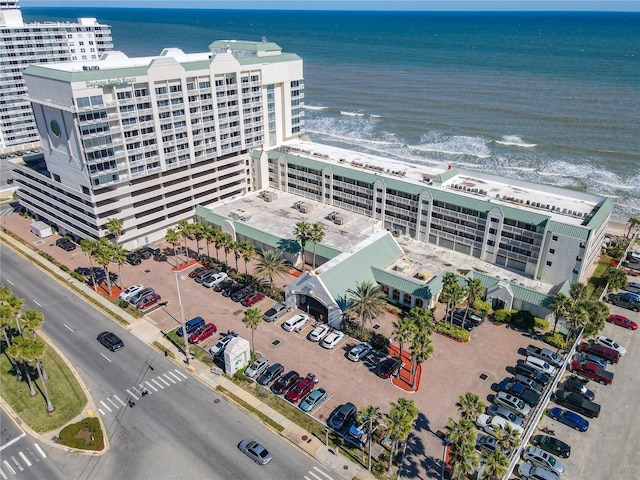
[0,338,87,433]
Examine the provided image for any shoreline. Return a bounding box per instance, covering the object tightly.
[606,220,631,238]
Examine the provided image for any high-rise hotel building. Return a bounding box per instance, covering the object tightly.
[0,1,113,154]
[13,40,304,247]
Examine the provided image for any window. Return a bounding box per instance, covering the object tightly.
[552,235,558,241]
[491,217,499,223]
[546,261,552,266]
[489,228,497,235]
[576,256,583,261]
[487,240,495,246]
[549,249,555,254]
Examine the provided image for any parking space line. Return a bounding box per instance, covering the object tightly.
[168,371,182,382]
[0,466,7,480]
[174,369,188,379]
[163,373,176,384]
[98,408,105,415]
[156,376,170,387]
[11,456,23,471]
[18,452,31,467]
[34,444,46,459]
[107,398,119,409]
[2,461,14,475]
[0,433,25,452]
[126,389,139,400]
[145,381,158,392]
[99,401,112,412]
[151,378,164,389]
[113,394,126,406]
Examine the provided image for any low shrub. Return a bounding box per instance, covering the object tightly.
[535,317,550,330]
[70,271,85,282]
[58,417,104,451]
[543,332,567,350]
[492,309,512,324]
[473,300,492,318]
[509,310,536,330]
[118,299,129,308]
[434,322,470,342]
[59,264,70,273]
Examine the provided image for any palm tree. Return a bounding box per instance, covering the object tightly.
[191,222,205,260]
[495,424,521,453]
[358,405,382,471]
[293,221,313,271]
[604,267,628,292]
[0,304,15,348]
[409,331,434,389]
[481,448,509,480]
[405,306,434,334]
[176,219,193,263]
[582,300,608,338]
[238,241,256,276]
[242,307,263,353]
[456,392,486,422]
[217,233,234,272]
[24,336,54,411]
[203,224,218,259]
[439,272,467,325]
[464,277,485,320]
[7,337,36,395]
[386,398,419,474]
[254,250,288,288]
[112,244,128,289]
[165,228,180,267]
[93,237,115,296]
[20,309,43,335]
[566,305,589,342]
[345,281,388,332]
[232,241,242,272]
[392,316,417,361]
[550,292,572,334]
[625,216,640,238]
[569,283,588,303]
[105,217,123,243]
[309,222,326,269]
[6,294,24,336]
[79,238,99,292]
[446,418,478,480]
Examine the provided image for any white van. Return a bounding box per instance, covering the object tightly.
[282,313,309,332]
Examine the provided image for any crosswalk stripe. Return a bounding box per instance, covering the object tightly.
[306,472,323,480]
[157,376,170,387]
[113,394,126,406]
[98,408,105,415]
[25,447,40,463]
[100,400,112,412]
[312,466,333,479]
[145,381,158,392]
[107,398,119,409]
[126,389,139,400]
[151,378,164,389]
[34,443,46,459]
[2,461,13,476]
[168,371,182,382]
[163,373,176,384]
[18,452,31,467]
[174,369,188,379]
[11,456,23,471]
[0,466,7,480]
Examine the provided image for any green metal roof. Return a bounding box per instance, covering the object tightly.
[467,271,553,308]
[432,168,460,183]
[545,220,589,241]
[586,198,613,231]
[371,268,434,300]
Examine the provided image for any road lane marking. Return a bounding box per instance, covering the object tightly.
[99,401,112,412]
[168,371,182,382]
[5,279,14,286]
[0,433,25,451]
[312,466,333,479]
[151,378,164,389]
[63,324,74,332]
[0,466,7,480]
[126,389,139,400]
[11,457,23,471]
[107,398,119,409]
[98,408,105,415]
[33,300,41,307]
[100,353,112,363]
[18,452,31,467]
[2,461,14,475]
[144,382,157,392]
[163,373,176,384]
[174,369,188,379]
[156,376,170,387]
[113,395,126,406]
[34,444,46,459]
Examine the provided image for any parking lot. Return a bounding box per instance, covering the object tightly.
[6,210,635,478]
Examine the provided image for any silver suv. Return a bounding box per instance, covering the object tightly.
[262,303,291,322]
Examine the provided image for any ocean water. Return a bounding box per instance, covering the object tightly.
[23,8,640,220]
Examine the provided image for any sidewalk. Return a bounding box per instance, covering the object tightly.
[0,228,374,480]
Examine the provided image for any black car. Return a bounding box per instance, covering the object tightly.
[257,363,284,386]
[377,358,402,379]
[222,283,244,298]
[530,434,571,458]
[451,314,475,331]
[271,370,300,395]
[564,375,595,401]
[213,279,234,293]
[136,248,153,260]
[231,287,253,303]
[453,308,484,326]
[126,253,142,265]
[328,402,357,431]
[55,238,76,251]
[97,331,124,351]
[514,362,551,385]
[188,266,208,279]
[195,269,218,283]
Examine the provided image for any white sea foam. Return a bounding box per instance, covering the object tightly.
[304,105,328,110]
[495,135,537,148]
[412,132,492,159]
[340,110,365,117]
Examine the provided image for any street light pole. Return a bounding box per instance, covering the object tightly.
[175,274,189,364]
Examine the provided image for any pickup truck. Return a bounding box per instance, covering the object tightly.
[497,379,541,406]
[569,360,614,385]
[526,344,564,368]
[554,389,601,418]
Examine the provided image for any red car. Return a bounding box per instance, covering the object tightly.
[623,267,639,277]
[189,323,217,343]
[137,294,161,309]
[241,292,266,307]
[606,314,638,330]
[188,266,208,279]
[569,360,614,385]
[285,373,317,403]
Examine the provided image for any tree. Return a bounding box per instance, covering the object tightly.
[604,267,628,292]
[20,309,43,335]
[293,221,313,271]
[202,224,218,259]
[7,337,36,395]
[165,228,180,267]
[80,238,98,292]
[409,331,434,389]
[238,241,256,276]
[242,307,263,353]
[569,283,588,303]
[582,300,608,338]
[495,423,521,452]
[464,278,485,324]
[392,316,417,361]
[446,417,478,480]
[345,281,388,332]
[254,250,288,288]
[386,398,418,474]
[309,222,326,269]
[24,336,54,411]
[456,392,486,422]
[176,219,193,264]
[566,305,589,342]
[105,217,123,243]
[93,237,115,296]
[358,405,382,471]
[6,294,24,336]
[112,244,128,289]
[550,292,572,334]
[626,216,640,238]
[232,241,242,272]
[0,304,15,348]
[481,448,509,480]
[405,306,434,334]
[191,222,205,260]
[217,232,233,272]
[440,273,467,326]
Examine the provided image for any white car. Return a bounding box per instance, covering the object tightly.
[119,284,144,301]
[522,446,565,476]
[244,357,269,378]
[282,313,309,332]
[595,335,627,356]
[486,404,525,428]
[202,272,228,288]
[347,342,372,361]
[209,334,236,356]
[475,414,524,437]
[320,329,345,349]
[494,392,531,418]
[308,324,331,342]
[518,461,561,480]
[526,356,557,376]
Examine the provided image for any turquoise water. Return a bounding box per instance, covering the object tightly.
[23,8,640,220]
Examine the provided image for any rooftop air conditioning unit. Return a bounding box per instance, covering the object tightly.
[333,214,345,225]
[261,192,275,202]
[296,202,309,213]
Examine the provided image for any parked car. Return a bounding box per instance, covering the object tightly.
[475,414,524,437]
[606,313,637,330]
[451,313,475,331]
[497,379,540,406]
[231,287,254,302]
[271,370,300,395]
[195,269,217,283]
[493,392,531,418]
[188,266,208,278]
[257,363,284,386]
[526,344,564,368]
[241,292,266,307]
[262,302,291,322]
[177,316,205,336]
[569,360,614,385]
[137,293,161,309]
[531,434,571,459]
[188,323,217,344]
[518,461,560,480]
[595,335,627,356]
[475,434,512,457]
[212,279,234,292]
[285,373,317,403]
[513,374,544,394]
[453,308,484,326]
[624,281,640,294]
[222,283,244,298]
[522,446,565,476]
[347,342,372,361]
[209,333,236,356]
[553,389,601,418]
[202,272,228,288]
[126,252,142,265]
[486,403,525,427]
[56,237,76,251]
[97,331,124,351]
[299,388,328,412]
[328,402,357,431]
[282,313,309,332]
[547,407,589,431]
[119,284,144,301]
[308,324,331,342]
[515,363,551,386]
[377,357,403,379]
[572,351,608,369]
[245,357,270,378]
[238,438,272,465]
[606,292,640,311]
[129,287,154,305]
[577,341,620,364]
[526,356,557,376]
[320,329,344,349]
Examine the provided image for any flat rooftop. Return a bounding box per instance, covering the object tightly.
[284,140,604,227]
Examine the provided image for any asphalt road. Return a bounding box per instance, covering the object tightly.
[0,247,330,480]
